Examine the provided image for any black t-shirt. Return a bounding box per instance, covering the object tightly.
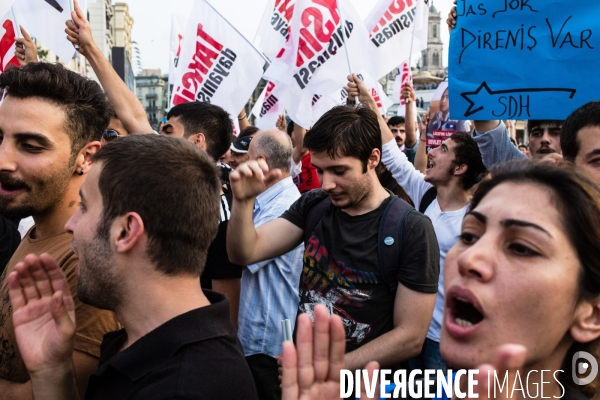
[281,189,439,353]
[85,291,258,400]
[201,192,243,289]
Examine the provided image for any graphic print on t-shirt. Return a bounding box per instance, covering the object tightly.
[299,234,378,345]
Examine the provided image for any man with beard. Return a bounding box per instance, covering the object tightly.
[0,63,120,398]
[471,119,563,169]
[7,135,257,399]
[227,106,440,371]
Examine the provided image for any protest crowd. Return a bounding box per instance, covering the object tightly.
[0,0,600,399]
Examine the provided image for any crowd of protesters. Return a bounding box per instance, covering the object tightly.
[0,2,599,400]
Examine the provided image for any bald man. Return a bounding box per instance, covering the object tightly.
[235,130,305,400]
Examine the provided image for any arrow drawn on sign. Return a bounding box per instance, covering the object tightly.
[461,82,576,118]
[44,0,64,13]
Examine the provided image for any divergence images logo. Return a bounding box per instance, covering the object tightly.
[572,351,598,386]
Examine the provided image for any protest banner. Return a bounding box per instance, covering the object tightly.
[170,0,266,127]
[0,8,18,72]
[168,13,187,87]
[365,0,429,80]
[255,0,295,61]
[13,0,75,63]
[449,0,599,120]
[251,81,284,129]
[427,81,470,152]
[264,0,377,128]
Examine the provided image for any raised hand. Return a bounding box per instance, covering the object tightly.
[65,0,95,56]
[15,26,39,66]
[345,74,378,112]
[401,82,416,104]
[468,345,526,400]
[8,253,76,376]
[281,304,380,400]
[229,159,282,202]
[447,1,457,32]
[277,115,287,133]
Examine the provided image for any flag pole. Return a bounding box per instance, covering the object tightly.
[11,7,21,39]
[69,0,79,50]
[204,0,270,66]
[336,0,358,105]
[405,0,422,104]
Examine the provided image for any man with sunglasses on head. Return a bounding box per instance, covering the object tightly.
[0,62,121,399]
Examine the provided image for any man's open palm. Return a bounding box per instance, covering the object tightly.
[8,253,76,375]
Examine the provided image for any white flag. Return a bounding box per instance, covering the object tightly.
[392,60,417,117]
[251,81,284,130]
[0,1,15,22]
[170,0,266,126]
[0,9,19,72]
[366,0,429,79]
[169,13,187,86]
[255,0,295,61]
[264,0,377,128]
[13,0,76,63]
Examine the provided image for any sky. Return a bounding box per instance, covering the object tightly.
[123,0,453,74]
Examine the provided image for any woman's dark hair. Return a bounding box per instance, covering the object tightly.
[470,161,600,397]
[304,105,381,172]
[238,126,259,139]
[93,135,220,277]
[0,62,111,164]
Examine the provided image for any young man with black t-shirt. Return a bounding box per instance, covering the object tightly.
[227,105,440,371]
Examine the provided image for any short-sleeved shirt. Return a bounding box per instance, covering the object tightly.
[85,290,258,400]
[0,228,120,383]
[281,190,439,353]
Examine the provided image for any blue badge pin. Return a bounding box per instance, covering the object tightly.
[384,237,394,246]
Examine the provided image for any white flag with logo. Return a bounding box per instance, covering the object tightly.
[251,81,284,130]
[392,60,417,117]
[255,0,295,61]
[0,9,19,72]
[169,13,187,86]
[366,0,429,79]
[170,0,266,125]
[264,0,377,128]
[13,0,76,63]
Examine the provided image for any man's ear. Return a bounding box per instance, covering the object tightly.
[75,141,101,175]
[368,148,381,170]
[188,132,206,150]
[454,163,468,177]
[571,299,600,344]
[112,212,145,254]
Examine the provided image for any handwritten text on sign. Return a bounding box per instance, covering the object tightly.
[448,0,599,120]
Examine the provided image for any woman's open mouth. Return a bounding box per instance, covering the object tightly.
[445,286,485,338]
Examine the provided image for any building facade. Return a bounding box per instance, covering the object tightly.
[420,2,444,76]
[135,70,169,130]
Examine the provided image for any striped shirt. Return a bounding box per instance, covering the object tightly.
[237,177,304,357]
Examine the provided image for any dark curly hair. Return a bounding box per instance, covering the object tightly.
[449,131,487,190]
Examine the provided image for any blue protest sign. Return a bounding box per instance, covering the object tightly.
[448,0,600,120]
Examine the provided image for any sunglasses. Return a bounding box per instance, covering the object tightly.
[102,129,120,143]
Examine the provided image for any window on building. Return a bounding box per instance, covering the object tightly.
[433,52,439,66]
[433,25,437,38]
[422,53,427,67]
